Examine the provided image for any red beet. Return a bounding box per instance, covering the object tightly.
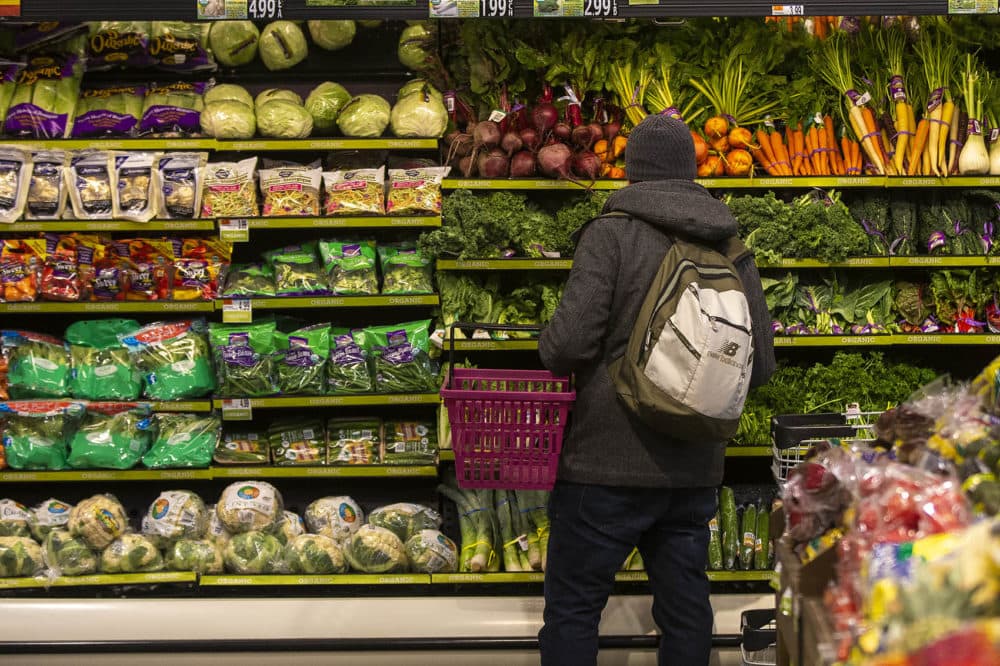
[500,131,523,156]
[510,150,537,178]
[572,151,602,180]
[538,143,573,179]
[445,131,473,161]
[587,122,604,144]
[532,103,559,135]
[478,148,509,178]
[459,155,475,178]
[473,121,501,149]
[572,125,595,149]
[519,128,541,152]
[553,123,572,142]
[604,120,621,142]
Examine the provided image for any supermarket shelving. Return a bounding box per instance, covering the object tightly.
[220,295,439,310]
[2,138,437,152]
[0,572,196,589]
[0,466,437,483]
[211,394,441,410]
[442,336,1000,350]
[0,301,214,313]
[0,469,214,482]
[6,220,216,233]
[437,259,574,271]
[242,216,441,230]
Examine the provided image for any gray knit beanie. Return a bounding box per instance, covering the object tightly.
[624,115,697,182]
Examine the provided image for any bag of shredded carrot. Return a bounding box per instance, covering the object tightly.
[259,162,321,217]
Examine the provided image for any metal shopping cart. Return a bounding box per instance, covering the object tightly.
[770,404,882,484]
[740,609,777,666]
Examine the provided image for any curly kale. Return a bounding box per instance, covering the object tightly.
[724,191,791,238]
[743,190,869,263]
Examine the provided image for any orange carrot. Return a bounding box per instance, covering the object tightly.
[771,131,791,175]
[824,116,842,175]
[749,144,775,175]
[756,130,779,173]
[907,119,930,177]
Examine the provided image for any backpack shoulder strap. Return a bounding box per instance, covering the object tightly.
[717,236,753,266]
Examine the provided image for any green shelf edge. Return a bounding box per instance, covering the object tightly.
[0,469,214,482]
[209,465,437,478]
[6,220,216,232]
[442,176,1000,190]
[243,216,441,229]
[437,256,1000,271]
[725,446,772,457]
[0,572,196,589]
[0,301,214,313]
[436,259,573,270]
[442,340,541,351]
[199,574,431,586]
[225,295,439,310]
[214,394,441,410]
[3,138,437,152]
[444,336,1000,350]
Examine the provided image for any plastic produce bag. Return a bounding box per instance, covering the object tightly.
[259,162,321,217]
[0,400,82,470]
[322,168,385,216]
[318,240,377,295]
[206,504,232,545]
[0,499,31,537]
[216,481,284,534]
[0,536,44,577]
[44,529,98,576]
[327,330,374,395]
[5,54,82,139]
[68,494,128,550]
[272,323,330,395]
[3,330,71,398]
[0,239,44,302]
[25,150,68,220]
[29,498,73,541]
[116,239,174,302]
[358,320,438,393]
[121,320,215,401]
[326,418,379,465]
[66,402,154,470]
[382,420,437,466]
[276,511,305,545]
[345,524,407,574]
[0,60,24,125]
[213,431,269,465]
[148,22,214,73]
[71,84,145,138]
[386,167,449,216]
[39,233,81,302]
[209,318,277,397]
[284,534,347,574]
[0,146,31,223]
[142,412,220,469]
[85,22,150,70]
[222,263,274,297]
[112,152,159,222]
[165,538,223,574]
[368,503,442,542]
[304,496,363,542]
[141,489,209,547]
[156,152,206,220]
[139,81,207,136]
[377,244,433,294]
[172,237,231,301]
[201,157,258,218]
[268,419,325,466]
[405,530,457,574]
[258,21,307,71]
[67,151,115,219]
[66,318,142,400]
[223,530,284,573]
[101,534,164,573]
[208,21,258,68]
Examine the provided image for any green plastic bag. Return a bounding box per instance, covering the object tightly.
[318,240,378,295]
[120,320,216,401]
[377,244,433,295]
[357,320,437,394]
[268,419,326,466]
[3,330,72,399]
[0,401,85,471]
[273,323,330,395]
[142,413,220,469]
[67,403,155,470]
[66,318,142,401]
[222,263,274,297]
[382,420,437,466]
[264,243,331,297]
[327,328,372,394]
[209,318,277,398]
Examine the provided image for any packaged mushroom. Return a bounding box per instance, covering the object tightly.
[66,151,115,220]
[0,146,31,224]
[113,152,160,222]
[156,152,206,220]
[25,150,68,220]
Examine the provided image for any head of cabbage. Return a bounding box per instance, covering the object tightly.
[390,92,448,139]
[398,23,437,73]
[141,490,210,548]
[165,539,224,574]
[100,534,164,574]
[69,494,128,551]
[259,21,308,72]
[209,21,259,68]
[284,534,347,574]
[0,536,44,577]
[44,529,98,577]
[257,99,313,139]
[205,84,254,108]
[255,89,302,109]
[217,481,284,534]
[307,21,355,52]
[305,82,351,133]
[223,530,284,574]
[201,101,256,140]
[397,80,443,102]
[337,95,391,138]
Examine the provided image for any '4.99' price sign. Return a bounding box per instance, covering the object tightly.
[249,0,283,19]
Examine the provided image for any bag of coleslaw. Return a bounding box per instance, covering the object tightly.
[385,167,449,216]
[260,162,321,217]
[201,157,258,218]
[322,167,385,216]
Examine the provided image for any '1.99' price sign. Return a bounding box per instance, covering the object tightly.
[430,0,512,17]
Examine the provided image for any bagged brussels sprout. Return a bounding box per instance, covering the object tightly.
[322,168,385,216]
[25,149,68,220]
[382,420,437,466]
[29,498,73,541]
[208,21,259,68]
[201,157,258,218]
[67,151,114,220]
[148,22,214,73]
[44,529,98,576]
[368,503,441,542]
[265,243,328,297]
[120,320,215,401]
[377,244,433,294]
[213,431,269,466]
[100,533,164,573]
[222,263,275,297]
[200,100,255,139]
[397,23,436,73]
[259,162,321,216]
[209,318,277,398]
[0,499,31,538]
[141,490,209,547]
[305,82,351,134]
[0,401,85,471]
[318,240,377,296]
[345,524,407,574]
[357,320,437,394]
[327,418,379,464]
[5,54,83,139]
[217,481,284,534]
[139,81,207,136]
[156,152,206,220]
[272,322,330,395]
[276,511,305,545]
[165,538,223,574]
[304,496,363,542]
[386,167,449,216]
[0,536,45,577]
[406,530,457,574]
[284,534,347,574]
[69,494,128,550]
[223,530,284,573]
[390,90,447,138]
[326,330,374,396]
[143,413,220,469]
[259,21,307,71]
[71,84,145,138]
[66,318,142,401]
[257,99,313,139]
[113,152,159,222]
[3,329,71,398]
[205,83,253,108]
[268,419,325,466]
[308,21,355,51]
[206,504,232,545]
[67,402,155,470]
[337,95,390,138]
[255,88,302,109]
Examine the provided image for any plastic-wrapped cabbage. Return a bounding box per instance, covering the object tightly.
[208,21,259,68]
[205,84,253,108]
[68,494,128,550]
[305,82,351,133]
[0,499,31,538]
[337,95,390,138]
[397,23,436,73]
[398,80,443,102]
[405,530,457,574]
[259,21,307,71]
[141,490,209,548]
[390,90,448,138]
[304,496,363,542]
[223,530,283,574]
[100,534,164,573]
[284,534,347,574]
[257,99,313,139]
[217,481,283,534]
[43,529,98,576]
[29,498,73,541]
[276,511,305,545]
[205,504,232,545]
[0,536,44,577]
[307,21,355,52]
[344,525,407,574]
[367,503,442,542]
[255,89,302,109]
[165,538,223,574]
[201,101,255,139]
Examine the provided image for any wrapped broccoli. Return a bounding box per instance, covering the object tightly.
[29,498,73,541]
[141,490,209,548]
[0,536,45,577]
[44,529,98,576]
[344,525,407,574]
[405,530,458,574]
[304,496,363,542]
[67,403,155,470]
[0,401,85,471]
[222,263,275,297]
[318,240,377,296]
[0,499,31,538]
[377,244,433,295]
[367,503,442,542]
[276,511,305,545]
[68,494,129,551]
[142,413,220,469]
[217,481,284,534]
[66,318,142,401]
[223,530,284,574]
[165,538,223,574]
[3,330,72,399]
[284,534,347,574]
[100,534,164,573]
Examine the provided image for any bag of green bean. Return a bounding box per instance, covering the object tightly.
[67,402,155,470]
[273,323,330,396]
[120,320,216,401]
[2,330,72,399]
[209,319,278,398]
[318,240,378,295]
[142,413,220,469]
[357,320,437,394]
[327,328,372,395]
[66,319,142,401]
[377,244,433,295]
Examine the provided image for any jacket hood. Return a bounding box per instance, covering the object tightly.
[601,180,738,242]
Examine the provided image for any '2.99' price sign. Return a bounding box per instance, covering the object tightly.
[533,0,616,18]
[584,0,618,17]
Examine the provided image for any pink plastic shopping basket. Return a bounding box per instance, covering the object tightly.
[441,361,575,490]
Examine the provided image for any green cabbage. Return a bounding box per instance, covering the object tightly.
[165,538,223,574]
[405,530,458,574]
[337,95,390,138]
[259,21,308,72]
[68,494,128,551]
[217,481,284,534]
[344,525,407,574]
[209,21,259,68]
[284,534,347,574]
[305,82,351,133]
[0,499,31,538]
[201,101,256,139]
[255,89,302,109]
[358,21,382,29]
[304,496,363,542]
[100,534,164,574]
[223,531,283,574]
[398,80,442,102]
[257,99,313,139]
[390,91,448,138]
[0,536,44,577]
[307,21,355,51]
[397,23,436,73]
[205,84,254,108]
[141,490,209,548]
[44,529,98,576]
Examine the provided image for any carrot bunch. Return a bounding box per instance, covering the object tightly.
[750,115,863,177]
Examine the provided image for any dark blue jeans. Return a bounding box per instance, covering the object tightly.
[538,481,717,666]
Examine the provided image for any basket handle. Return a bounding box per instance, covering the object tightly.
[447,322,542,389]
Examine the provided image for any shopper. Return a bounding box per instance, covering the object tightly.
[537,114,775,666]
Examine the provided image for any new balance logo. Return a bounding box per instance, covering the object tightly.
[718,341,740,357]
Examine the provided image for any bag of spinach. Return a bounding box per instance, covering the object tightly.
[377,244,433,295]
[209,318,278,397]
[0,401,85,470]
[327,328,372,394]
[273,323,330,395]
[66,318,142,401]
[143,413,221,469]
[264,243,331,297]
[120,320,216,401]
[318,240,378,295]
[2,330,72,399]
[358,320,437,394]
[67,402,155,470]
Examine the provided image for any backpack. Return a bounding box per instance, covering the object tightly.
[602,212,755,442]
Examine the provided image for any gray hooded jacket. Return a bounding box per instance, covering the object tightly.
[538,180,776,488]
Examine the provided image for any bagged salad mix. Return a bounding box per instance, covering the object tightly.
[208,318,277,397]
[201,157,257,218]
[327,328,373,395]
[326,417,380,465]
[264,242,330,297]
[0,400,85,470]
[318,239,377,295]
[2,330,71,398]
[121,320,215,400]
[259,161,322,217]
[66,318,142,401]
[377,244,433,295]
[71,84,145,138]
[268,419,325,466]
[66,402,155,470]
[386,167,449,216]
[222,262,274,297]
[142,412,220,468]
[358,320,437,393]
[322,167,385,216]
[272,322,329,395]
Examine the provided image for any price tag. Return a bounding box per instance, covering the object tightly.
[584,0,618,16]
[429,0,510,17]
[771,4,804,15]
[222,299,252,323]
[248,0,283,19]
[196,0,247,19]
[219,218,249,243]
[221,399,253,422]
[488,109,507,123]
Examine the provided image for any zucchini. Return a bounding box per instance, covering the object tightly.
[754,508,770,570]
[740,504,757,571]
[719,487,738,570]
[707,511,723,570]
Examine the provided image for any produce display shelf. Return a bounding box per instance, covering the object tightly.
[442,339,541,351]
[6,220,216,232]
[0,469,213,482]
[442,176,1000,191]
[431,573,546,584]
[222,295,439,310]
[889,256,1000,267]
[0,572,196,589]
[615,571,776,583]
[151,401,212,413]
[885,176,1000,188]
[215,139,438,151]
[0,301,214,313]
[725,446,772,457]
[436,259,573,270]
[4,138,216,150]
[243,216,441,229]
[209,465,438,478]
[757,257,891,269]
[892,334,1000,346]
[773,335,892,347]
[199,574,431,586]
[697,176,886,189]
[441,179,626,191]
[212,393,441,410]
